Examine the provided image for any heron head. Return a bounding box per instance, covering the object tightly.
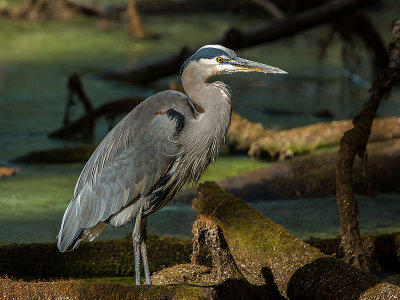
[181,45,287,77]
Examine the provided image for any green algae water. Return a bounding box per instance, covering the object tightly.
[1,5,400,245]
[0,156,269,244]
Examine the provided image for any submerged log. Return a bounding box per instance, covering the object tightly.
[192,182,400,299]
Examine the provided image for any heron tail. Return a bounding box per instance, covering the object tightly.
[57,200,107,252]
[57,201,84,252]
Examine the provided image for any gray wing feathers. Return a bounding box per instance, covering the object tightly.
[57,91,189,252]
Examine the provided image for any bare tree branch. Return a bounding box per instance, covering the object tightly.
[336,19,400,271]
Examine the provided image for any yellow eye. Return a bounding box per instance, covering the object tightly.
[217,57,224,63]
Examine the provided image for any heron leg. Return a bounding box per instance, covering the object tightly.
[140,218,151,284]
[132,207,144,285]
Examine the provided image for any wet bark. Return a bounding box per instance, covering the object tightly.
[336,19,400,271]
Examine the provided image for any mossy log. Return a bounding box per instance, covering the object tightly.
[193,182,400,299]
[0,277,209,300]
[0,234,191,279]
[228,113,400,159]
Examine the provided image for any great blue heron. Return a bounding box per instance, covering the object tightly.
[57,45,286,285]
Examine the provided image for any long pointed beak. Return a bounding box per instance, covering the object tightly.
[230,57,288,74]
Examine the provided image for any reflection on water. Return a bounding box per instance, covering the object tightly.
[1,7,400,244]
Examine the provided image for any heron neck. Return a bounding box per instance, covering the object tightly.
[181,63,232,113]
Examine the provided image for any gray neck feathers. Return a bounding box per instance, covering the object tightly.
[176,61,232,183]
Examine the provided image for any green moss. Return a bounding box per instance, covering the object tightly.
[82,276,135,285]
[0,233,192,279]
[0,276,209,299]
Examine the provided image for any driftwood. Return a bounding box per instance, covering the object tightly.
[99,0,373,83]
[336,19,400,272]
[192,182,400,299]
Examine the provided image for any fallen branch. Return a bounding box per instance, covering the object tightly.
[193,182,400,299]
[99,0,372,83]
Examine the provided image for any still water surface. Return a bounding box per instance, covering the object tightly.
[0,9,400,244]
